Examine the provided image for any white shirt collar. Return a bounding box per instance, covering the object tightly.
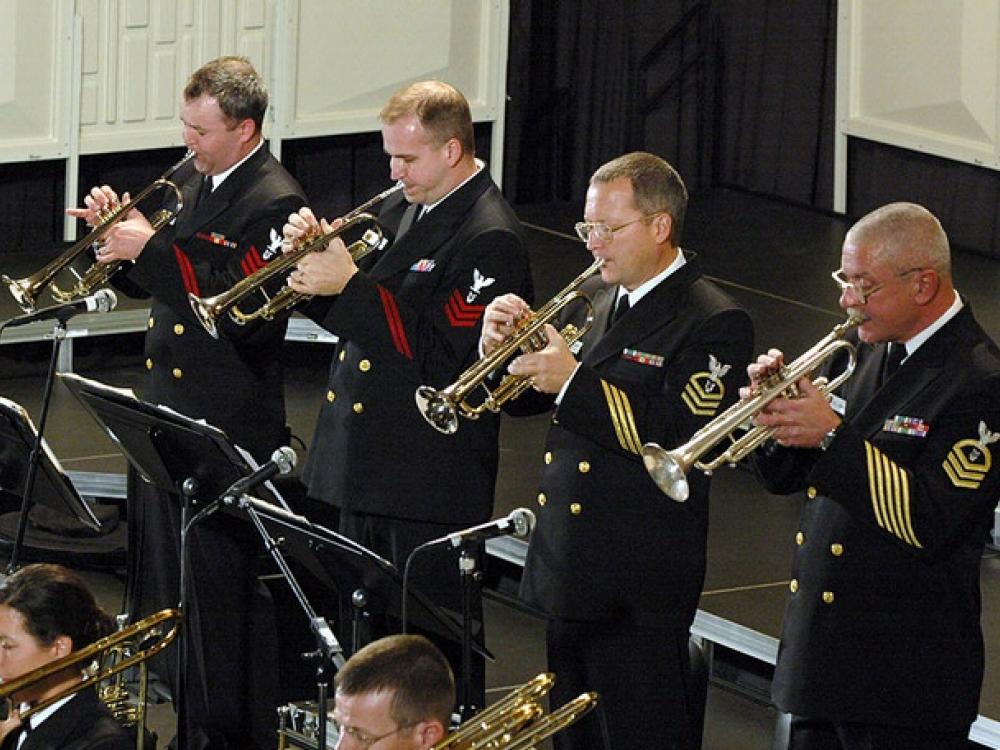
[616,248,687,308]
[207,138,264,191]
[22,692,75,739]
[898,289,963,359]
[418,158,485,217]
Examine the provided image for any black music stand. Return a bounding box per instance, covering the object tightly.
[59,372,288,748]
[0,396,102,548]
[221,494,489,746]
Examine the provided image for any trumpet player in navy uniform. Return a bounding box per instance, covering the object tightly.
[282,80,531,707]
[68,56,307,750]
[480,152,754,750]
[744,202,1000,750]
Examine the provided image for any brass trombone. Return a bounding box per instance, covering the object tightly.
[0,608,181,725]
[3,150,194,312]
[641,314,863,502]
[416,258,604,435]
[188,184,403,339]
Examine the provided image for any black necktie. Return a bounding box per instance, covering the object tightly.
[880,342,906,386]
[611,294,630,326]
[195,175,212,208]
[396,203,420,239]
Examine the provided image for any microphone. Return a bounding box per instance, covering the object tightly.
[4,289,117,328]
[426,508,536,549]
[222,446,297,499]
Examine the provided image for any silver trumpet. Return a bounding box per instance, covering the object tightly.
[642,313,862,502]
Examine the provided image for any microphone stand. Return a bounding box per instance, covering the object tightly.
[457,544,482,721]
[2,318,68,574]
[230,493,345,750]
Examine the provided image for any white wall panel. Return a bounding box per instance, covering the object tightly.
[0,0,74,162]
[283,0,505,139]
[0,1,508,169]
[839,0,1000,169]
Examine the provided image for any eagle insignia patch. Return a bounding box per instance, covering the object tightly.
[942,421,999,489]
[681,354,730,416]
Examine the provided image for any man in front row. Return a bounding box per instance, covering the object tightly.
[480,152,754,749]
[745,202,1000,749]
[332,635,454,750]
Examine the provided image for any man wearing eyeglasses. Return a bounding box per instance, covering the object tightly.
[745,202,1000,749]
[480,151,754,749]
[331,634,454,749]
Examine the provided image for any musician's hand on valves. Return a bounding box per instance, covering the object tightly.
[481,294,531,356]
[284,208,354,297]
[65,185,119,227]
[98,193,154,262]
[507,324,577,394]
[744,348,841,448]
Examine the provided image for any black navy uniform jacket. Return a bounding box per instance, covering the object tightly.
[117,146,306,461]
[514,252,754,628]
[753,304,1000,731]
[1,688,133,750]
[301,168,532,524]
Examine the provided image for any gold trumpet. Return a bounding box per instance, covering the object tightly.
[431,673,598,750]
[416,258,604,435]
[187,184,403,339]
[3,150,194,312]
[641,314,862,502]
[0,608,181,725]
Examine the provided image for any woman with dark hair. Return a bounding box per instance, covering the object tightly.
[0,563,132,749]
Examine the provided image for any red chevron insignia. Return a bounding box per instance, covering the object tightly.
[241,246,266,276]
[173,245,200,296]
[445,289,485,327]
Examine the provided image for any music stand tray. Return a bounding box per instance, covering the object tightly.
[58,373,283,506]
[0,396,100,531]
[226,495,491,660]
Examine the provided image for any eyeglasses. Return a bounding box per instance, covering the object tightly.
[331,717,412,748]
[574,212,663,243]
[830,267,923,305]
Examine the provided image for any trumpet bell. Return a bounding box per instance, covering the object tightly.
[415,386,461,435]
[641,443,690,502]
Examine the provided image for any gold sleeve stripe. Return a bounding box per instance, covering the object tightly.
[864,442,922,548]
[600,379,642,454]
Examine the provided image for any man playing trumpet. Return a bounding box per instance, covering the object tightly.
[480,152,753,749]
[282,80,532,709]
[744,202,1000,749]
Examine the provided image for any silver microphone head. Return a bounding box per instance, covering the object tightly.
[510,507,536,538]
[94,288,118,313]
[272,446,298,475]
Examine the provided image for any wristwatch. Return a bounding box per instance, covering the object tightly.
[819,422,841,451]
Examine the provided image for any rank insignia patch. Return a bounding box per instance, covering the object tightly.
[943,421,999,489]
[262,227,284,260]
[681,354,730,416]
[445,289,485,327]
[622,348,664,367]
[466,268,495,303]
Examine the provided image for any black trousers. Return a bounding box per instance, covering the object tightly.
[338,509,486,714]
[787,715,974,750]
[545,618,698,750]
[126,473,279,750]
